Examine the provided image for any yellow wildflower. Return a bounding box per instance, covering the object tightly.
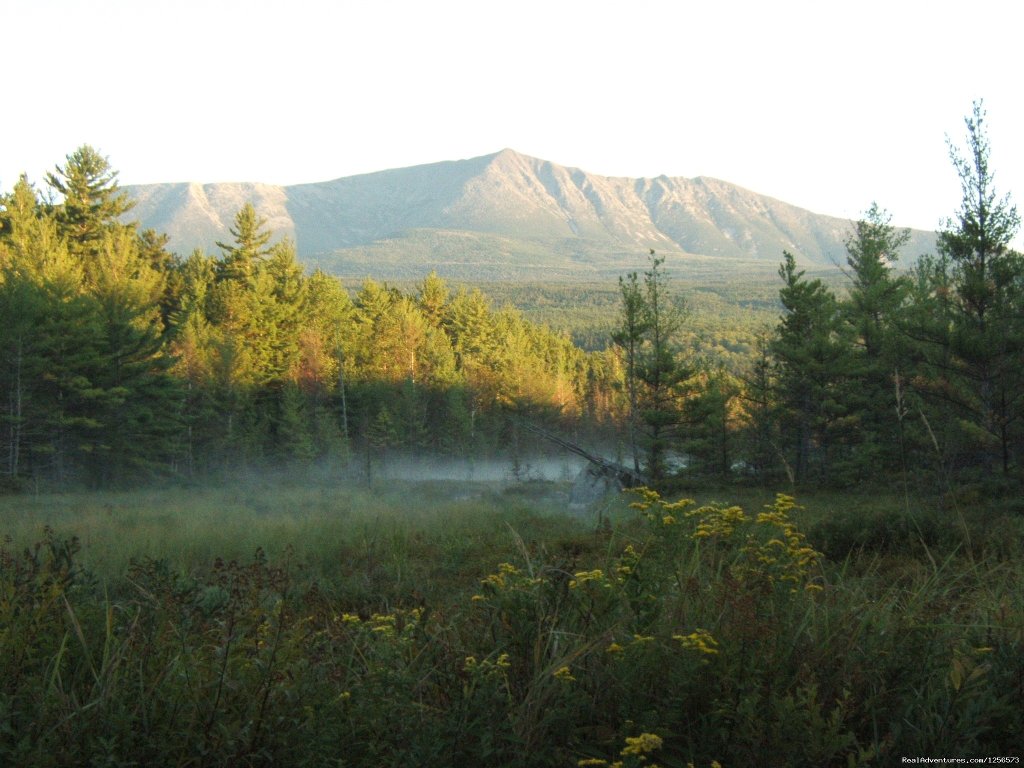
[621,732,663,755]
[553,665,576,682]
[569,569,605,588]
[674,628,720,655]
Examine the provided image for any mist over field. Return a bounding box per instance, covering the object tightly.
[344,453,586,483]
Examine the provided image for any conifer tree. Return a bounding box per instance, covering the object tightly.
[936,101,1023,475]
[45,145,134,261]
[215,203,272,284]
[611,270,650,476]
[772,252,852,484]
[840,204,912,475]
[84,228,181,484]
[612,252,687,483]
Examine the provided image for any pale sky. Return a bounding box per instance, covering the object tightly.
[2,0,1022,241]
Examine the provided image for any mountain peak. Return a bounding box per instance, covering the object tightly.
[124,151,937,281]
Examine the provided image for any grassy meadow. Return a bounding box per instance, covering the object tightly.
[1,476,1022,766]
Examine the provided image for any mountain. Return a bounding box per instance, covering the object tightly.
[125,149,937,281]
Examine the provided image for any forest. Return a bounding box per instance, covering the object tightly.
[2,103,1023,494]
[0,103,1022,766]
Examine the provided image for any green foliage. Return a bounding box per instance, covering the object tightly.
[45,145,135,261]
[2,484,1021,765]
[612,253,689,484]
[771,252,854,484]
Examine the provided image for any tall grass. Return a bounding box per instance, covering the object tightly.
[1,481,1021,766]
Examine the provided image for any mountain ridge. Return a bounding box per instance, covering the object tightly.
[125,149,937,281]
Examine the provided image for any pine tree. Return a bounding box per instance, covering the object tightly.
[611,252,687,484]
[45,145,134,262]
[0,176,101,486]
[772,252,853,484]
[215,203,272,284]
[84,227,181,484]
[611,270,650,476]
[635,253,687,483]
[418,270,450,327]
[840,204,912,476]
[936,101,1023,476]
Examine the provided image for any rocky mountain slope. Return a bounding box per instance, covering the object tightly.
[126,149,936,280]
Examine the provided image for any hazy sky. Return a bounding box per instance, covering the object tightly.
[2,0,1022,239]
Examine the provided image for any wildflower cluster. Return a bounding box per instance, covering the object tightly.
[473,562,543,602]
[553,665,577,683]
[673,628,720,657]
[690,504,748,540]
[464,652,511,672]
[569,568,610,589]
[577,732,665,768]
[739,494,823,591]
[621,732,663,755]
[630,490,696,527]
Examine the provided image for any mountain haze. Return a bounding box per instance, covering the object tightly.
[126,149,937,280]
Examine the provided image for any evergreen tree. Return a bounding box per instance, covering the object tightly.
[276,381,316,463]
[84,228,181,484]
[772,252,853,484]
[611,270,650,476]
[840,204,912,476]
[612,252,687,484]
[683,365,741,478]
[0,176,102,486]
[936,101,1023,476]
[738,333,783,482]
[418,270,450,327]
[215,203,272,284]
[45,145,134,262]
[635,253,688,483]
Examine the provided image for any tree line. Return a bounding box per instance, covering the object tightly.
[2,102,1020,493]
[0,148,623,489]
[617,102,1023,491]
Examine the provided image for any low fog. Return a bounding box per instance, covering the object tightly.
[349,454,587,484]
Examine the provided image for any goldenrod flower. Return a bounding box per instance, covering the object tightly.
[553,665,576,682]
[621,732,663,755]
[569,569,605,588]
[674,628,720,655]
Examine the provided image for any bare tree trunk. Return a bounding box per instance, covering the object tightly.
[337,347,349,441]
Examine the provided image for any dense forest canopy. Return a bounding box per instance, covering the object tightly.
[1,102,1021,492]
